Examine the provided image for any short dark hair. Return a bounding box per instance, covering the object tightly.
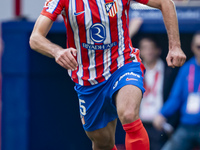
[138,36,160,49]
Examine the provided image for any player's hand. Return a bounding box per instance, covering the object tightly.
[54,48,78,71]
[166,47,186,68]
[153,114,166,131]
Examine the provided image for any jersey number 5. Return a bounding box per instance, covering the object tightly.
[79,99,86,116]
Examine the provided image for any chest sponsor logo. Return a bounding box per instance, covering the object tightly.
[105,1,118,17]
[82,23,117,50]
[82,42,117,50]
[90,23,106,43]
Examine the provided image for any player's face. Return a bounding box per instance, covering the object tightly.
[192,35,200,59]
[139,39,160,64]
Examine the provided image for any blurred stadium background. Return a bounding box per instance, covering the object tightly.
[0,0,200,150]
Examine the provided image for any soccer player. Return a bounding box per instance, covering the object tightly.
[29,0,186,149]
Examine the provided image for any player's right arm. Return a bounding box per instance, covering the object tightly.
[29,15,78,71]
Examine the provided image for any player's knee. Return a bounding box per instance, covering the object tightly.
[118,109,139,124]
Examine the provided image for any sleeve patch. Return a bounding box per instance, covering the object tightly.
[44,0,60,14]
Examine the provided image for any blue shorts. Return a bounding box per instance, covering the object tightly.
[74,62,145,131]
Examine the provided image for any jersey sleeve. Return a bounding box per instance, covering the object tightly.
[134,0,149,5]
[41,0,64,21]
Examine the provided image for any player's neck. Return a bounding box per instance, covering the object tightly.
[146,60,157,70]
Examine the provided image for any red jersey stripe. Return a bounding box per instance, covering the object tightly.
[75,0,91,85]
[88,0,105,83]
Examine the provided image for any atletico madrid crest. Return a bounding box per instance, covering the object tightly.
[105,1,118,17]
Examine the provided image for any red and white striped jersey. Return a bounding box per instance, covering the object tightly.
[41,0,148,86]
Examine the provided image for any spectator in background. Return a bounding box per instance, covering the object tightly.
[139,37,178,150]
[153,32,200,150]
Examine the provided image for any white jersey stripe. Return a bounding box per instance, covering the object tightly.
[116,0,125,68]
[84,0,98,85]
[69,0,83,85]
[98,0,112,80]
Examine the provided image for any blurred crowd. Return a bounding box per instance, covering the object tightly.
[172,0,200,6]
[130,17,200,150]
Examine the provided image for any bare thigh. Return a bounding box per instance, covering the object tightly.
[115,85,142,125]
[85,119,117,150]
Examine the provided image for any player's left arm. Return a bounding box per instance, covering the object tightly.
[146,0,186,68]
